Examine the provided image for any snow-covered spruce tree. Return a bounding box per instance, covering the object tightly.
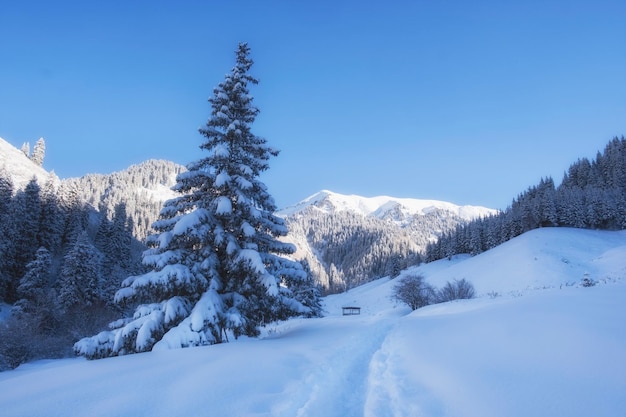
[75,43,317,359]
[20,142,30,158]
[16,247,52,310]
[31,137,46,166]
[11,178,42,297]
[0,170,15,301]
[39,175,64,254]
[57,231,101,311]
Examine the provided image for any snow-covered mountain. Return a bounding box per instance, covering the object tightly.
[278,189,497,224]
[2,227,624,417]
[0,137,55,188]
[1,136,185,241]
[278,190,497,292]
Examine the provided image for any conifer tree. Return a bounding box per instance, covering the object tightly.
[15,247,52,313]
[58,231,101,310]
[75,43,316,358]
[31,137,46,166]
[0,171,15,301]
[39,175,64,253]
[111,202,132,268]
[11,178,42,296]
[20,142,30,158]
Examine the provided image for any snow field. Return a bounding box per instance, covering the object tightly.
[381,285,626,417]
[1,228,625,416]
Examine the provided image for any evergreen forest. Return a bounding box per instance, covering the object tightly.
[0,171,144,369]
[426,137,626,261]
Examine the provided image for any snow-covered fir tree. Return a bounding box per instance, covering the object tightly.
[15,247,52,313]
[20,142,30,158]
[0,170,15,300]
[75,43,320,359]
[11,178,42,293]
[38,175,63,253]
[57,231,101,310]
[31,137,45,167]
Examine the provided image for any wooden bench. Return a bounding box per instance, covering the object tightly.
[342,306,361,316]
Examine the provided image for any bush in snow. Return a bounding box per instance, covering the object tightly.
[392,274,436,310]
[75,43,320,359]
[437,278,476,302]
[0,293,67,370]
[581,273,595,287]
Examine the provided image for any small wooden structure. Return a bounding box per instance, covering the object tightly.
[342,306,361,316]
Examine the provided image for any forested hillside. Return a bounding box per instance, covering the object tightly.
[0,172,144,369]
[280,191,494,293]
[64,159,185,240]
[426,136,626,261]
[0,137,187,368]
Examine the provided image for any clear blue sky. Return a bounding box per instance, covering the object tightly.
[1,0,624,210]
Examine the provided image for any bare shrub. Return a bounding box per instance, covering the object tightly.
[437,278,476,303]
[392,274,436,310]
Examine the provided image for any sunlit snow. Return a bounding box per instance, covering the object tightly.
[1,228,625,417]
[278,189,497,222]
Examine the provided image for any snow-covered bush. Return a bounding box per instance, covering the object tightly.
[392,274,436,310]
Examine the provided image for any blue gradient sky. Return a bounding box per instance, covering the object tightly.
[1,0,624,210]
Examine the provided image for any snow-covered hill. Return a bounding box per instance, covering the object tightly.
[1,136,186,241]
[1,227,624,417]
[0,136,54,188]
[278,189,497,224]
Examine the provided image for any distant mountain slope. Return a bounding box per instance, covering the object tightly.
[63,159,185,240]
[278,190,496,292]
[1,137,185,242]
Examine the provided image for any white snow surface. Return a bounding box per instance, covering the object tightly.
[0,136,54,190]
[278,189,497,221]
[1,228,625,416]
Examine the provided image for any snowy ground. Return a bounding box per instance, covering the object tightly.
[1,228,625,417]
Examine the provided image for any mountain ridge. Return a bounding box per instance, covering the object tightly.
[278,189,497,221]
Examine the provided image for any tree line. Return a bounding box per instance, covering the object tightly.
[0,171,144,369]
[426,137,626,261]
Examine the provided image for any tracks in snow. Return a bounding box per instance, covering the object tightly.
[272,314,401,417]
